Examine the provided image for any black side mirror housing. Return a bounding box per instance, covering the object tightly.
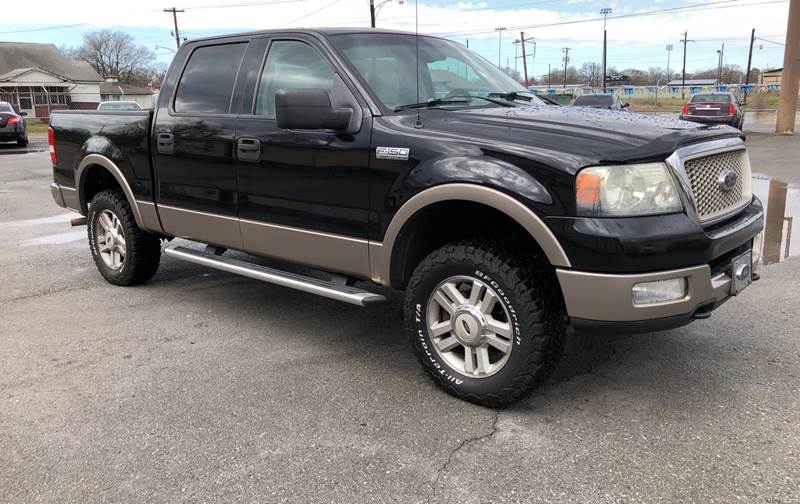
[275,89,352,131]
[19,111,28,117]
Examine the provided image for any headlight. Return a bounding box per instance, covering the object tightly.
[576,162,683,216]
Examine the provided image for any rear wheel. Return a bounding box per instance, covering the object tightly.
[404,241,567,407]
[87,190,161,286]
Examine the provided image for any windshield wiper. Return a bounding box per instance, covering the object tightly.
[487,91,534,102]
[394,95,515,112]
[394,98,471,112]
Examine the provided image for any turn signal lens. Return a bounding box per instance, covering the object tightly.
[576,171,602,209]
[682,103,689,115]
[7,116,20,125]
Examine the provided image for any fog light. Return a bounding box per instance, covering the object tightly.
[632,278,688,305]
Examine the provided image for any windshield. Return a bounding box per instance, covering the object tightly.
[330,33,545,111]
[574,95,613,106]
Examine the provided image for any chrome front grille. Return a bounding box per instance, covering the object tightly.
[682,148,750,222]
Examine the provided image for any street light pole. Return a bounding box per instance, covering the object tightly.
[371,0,402,27]
[600,7,612,92]
[665,44,673,82]
[494,27,507,68]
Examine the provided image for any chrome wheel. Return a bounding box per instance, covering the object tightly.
[426,275,514,378]
[95,209,126,270]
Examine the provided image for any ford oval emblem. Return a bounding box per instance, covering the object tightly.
[718,170,738,192]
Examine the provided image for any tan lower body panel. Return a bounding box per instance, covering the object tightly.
[137,201,163,233]
[556,265,731,322]
[60,186,80,212]
[158,204,244,250]
[240,219,371,279]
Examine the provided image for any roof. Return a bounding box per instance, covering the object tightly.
[0,41,102,82]
[762,68,782,74]
[667,79,718,86]
[99,82,154,95]
[190,27,447,44]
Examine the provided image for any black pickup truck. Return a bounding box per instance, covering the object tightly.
[49,28,763,407]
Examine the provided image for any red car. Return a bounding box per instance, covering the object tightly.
[680,92,744,130]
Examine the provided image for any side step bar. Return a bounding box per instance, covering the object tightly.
[164,246,386,307]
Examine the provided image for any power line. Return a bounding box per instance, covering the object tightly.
[279,0,342,26]
[0,23,87,35]
[436,0,787,37]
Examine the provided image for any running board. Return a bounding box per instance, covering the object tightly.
[164,246,386,307]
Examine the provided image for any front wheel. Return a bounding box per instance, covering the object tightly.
[87,190,161,286]
[404,241,567,408]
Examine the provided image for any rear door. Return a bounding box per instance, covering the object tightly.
[232,35,372,278]
[152,40,248,249]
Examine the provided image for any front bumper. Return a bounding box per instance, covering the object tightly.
[558,263,740,333]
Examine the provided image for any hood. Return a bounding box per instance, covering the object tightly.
[407,105,742,173]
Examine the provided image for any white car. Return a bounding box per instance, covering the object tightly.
[97,101,143,111]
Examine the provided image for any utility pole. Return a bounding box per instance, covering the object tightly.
[370,0,376,28]
[562,47,570,89]
[680,31,695,100]
[494,27,507,67]
[776,0,799,134]
[548,63,551,88]
[717,43,725,86]
[163,7,185,50]
[665,44,673,83]
[744,28,756,104]
[516,31,534,87]
[601,7,612,92]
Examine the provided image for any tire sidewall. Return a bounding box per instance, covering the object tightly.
[87,193,131,280]
[408,257,539,398]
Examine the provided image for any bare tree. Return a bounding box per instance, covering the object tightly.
[64,30,155,84]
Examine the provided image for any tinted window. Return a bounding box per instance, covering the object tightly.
[255,41,335,118]
[574,95,614,106]
[175,43,247,114]
[99,102,141,111]
[0,103,13,113]
[690,94,731,103]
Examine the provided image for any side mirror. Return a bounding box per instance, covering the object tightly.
[275,89,352,131]
[19,111,28,117]
[622,102,630,108]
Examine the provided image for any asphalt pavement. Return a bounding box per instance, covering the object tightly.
[1,143,799,503]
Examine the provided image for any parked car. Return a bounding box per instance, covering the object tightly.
[0,101,28,146]
[572,94,629,110]
[680,92,743,129]
[48,29,763,407]
[97,101,143,111]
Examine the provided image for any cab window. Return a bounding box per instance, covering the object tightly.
[254,41,335,118]
[174,43,247,114]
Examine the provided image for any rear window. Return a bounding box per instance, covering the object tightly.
[174,43,247,114]
[0,103,14,113]
[574,95,613,106]
[690,94,731,103]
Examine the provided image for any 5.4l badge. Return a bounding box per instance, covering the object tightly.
[376,146,410,161]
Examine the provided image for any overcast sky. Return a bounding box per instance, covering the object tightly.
[0,0,790,77]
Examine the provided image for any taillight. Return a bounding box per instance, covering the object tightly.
[682,103,689,115]
[7,116,19,125]
[48,127,58,165]
[728,103,735,116]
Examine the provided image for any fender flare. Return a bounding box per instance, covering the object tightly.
[76,154,150,230]
[371,183,571,285]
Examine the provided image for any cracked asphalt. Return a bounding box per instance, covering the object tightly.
[2,145,800,503]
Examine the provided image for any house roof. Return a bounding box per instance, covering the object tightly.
[762,68,782,75]
[667,79,718,86]
[99,82,154,96]
[0,42,103,82]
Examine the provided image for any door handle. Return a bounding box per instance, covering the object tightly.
[237,137,261,162]
[157,133,174,155]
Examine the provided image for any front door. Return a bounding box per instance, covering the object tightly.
[152,40,249,249]
[18,94,34,118]
[234,36,372,278]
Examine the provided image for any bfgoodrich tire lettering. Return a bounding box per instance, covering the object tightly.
[88,190,161,286]
[405,241,567,407]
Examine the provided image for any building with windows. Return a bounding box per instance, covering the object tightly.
[99,76,158,109]
[759,68,782,85]
[0,41,104,119]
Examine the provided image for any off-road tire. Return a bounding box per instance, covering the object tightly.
[87,190,161,286]
[405,241,567,408]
